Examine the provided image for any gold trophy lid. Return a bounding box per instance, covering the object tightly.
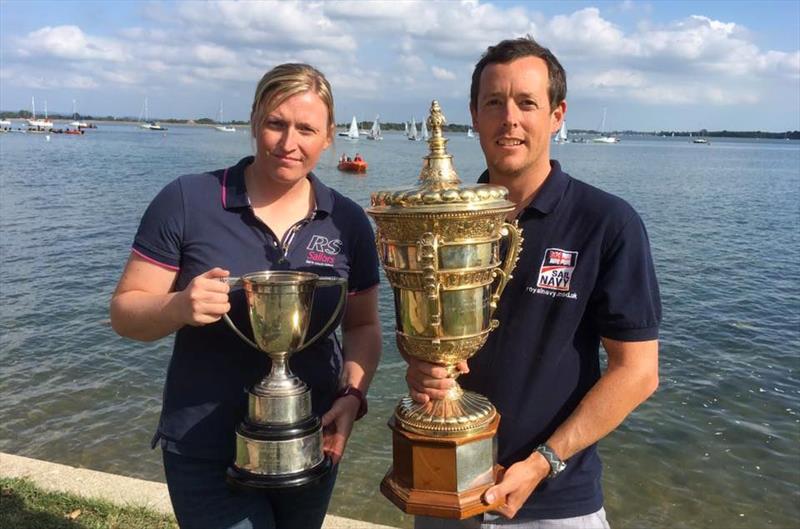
[368,100,514,215]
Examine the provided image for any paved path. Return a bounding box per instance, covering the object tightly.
[0,452,397,529]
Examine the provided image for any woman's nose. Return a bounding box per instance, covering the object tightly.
[278,127,298,150]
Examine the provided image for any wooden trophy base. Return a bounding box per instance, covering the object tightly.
[380,415,503,519]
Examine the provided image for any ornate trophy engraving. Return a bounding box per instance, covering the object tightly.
[368,101,522,518]
[222,271,347,489]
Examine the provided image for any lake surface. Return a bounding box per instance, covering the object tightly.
[1,125,798,528]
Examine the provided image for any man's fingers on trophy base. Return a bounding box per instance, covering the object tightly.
[409,390,430,404]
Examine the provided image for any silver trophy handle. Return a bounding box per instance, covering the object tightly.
[300,276,348,349]
[219,276,261,351]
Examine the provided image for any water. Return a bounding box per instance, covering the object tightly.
[1,126,798,528]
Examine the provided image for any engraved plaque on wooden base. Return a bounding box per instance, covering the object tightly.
[380,415,504,519]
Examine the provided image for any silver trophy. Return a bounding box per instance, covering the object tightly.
[222,270,347,489]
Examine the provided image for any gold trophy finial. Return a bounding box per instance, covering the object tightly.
[419,100,460,188]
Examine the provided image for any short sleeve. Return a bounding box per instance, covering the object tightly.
[588,212,661,341]
[347,209,380,293]
[132,178,185,270]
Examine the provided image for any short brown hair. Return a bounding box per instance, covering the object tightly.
[470,36,566,112]
[250,63,335,138]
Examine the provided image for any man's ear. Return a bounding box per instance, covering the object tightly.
[551,100,567,134]
[470,104,478,129]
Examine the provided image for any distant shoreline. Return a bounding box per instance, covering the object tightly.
[1,113,797,139]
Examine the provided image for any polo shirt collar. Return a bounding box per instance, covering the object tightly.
[222,156,334,215]
[477,160,569,215]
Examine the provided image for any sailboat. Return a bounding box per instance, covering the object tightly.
[407,117,419,141]
[591,108,618,143]
[554,121,568,143]
[139,98,167,131]
[214,101,235,132]
[69,100,89,129]
[27,97,54,131]
[338,116,359,139]
[367,115,382,140]
[467,127,475,138]
[420,119,429,141]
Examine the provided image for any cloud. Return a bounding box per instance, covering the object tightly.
[431,66,457,80]
[16,25,127,62]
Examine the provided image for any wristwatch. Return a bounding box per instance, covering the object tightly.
[535,443,566,479]
[336,385,368,421]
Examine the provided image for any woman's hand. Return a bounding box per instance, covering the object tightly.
[175,268,231,326]
[321,395,360,465]
[404,353,469,404]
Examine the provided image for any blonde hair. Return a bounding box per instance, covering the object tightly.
[250,63,335,139]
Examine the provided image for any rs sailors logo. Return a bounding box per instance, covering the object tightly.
[305,235,342,267]
[536,248,578,292]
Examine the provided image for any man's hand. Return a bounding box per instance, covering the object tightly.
[404,354,469,403]
[321,394,360,465]
[483,452,550,519]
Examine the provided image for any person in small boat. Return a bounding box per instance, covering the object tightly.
[354,153,363,162]
[110,63,381,529]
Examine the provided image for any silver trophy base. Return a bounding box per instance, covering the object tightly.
[228,384,331,489]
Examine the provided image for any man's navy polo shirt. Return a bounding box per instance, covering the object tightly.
[462,160,661,519]
[132,156,380,460]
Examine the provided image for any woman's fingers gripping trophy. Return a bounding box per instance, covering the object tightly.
[178,267,231,326]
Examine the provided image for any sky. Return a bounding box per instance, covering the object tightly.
[1,0,798,131]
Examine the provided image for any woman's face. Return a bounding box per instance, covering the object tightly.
[254,91,332,185]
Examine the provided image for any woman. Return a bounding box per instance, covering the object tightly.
[110,63,382,529]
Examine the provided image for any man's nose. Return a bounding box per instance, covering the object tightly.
[501,102,520,128]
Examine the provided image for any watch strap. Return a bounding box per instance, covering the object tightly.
[336,385,368,421]
[535,443,566,479]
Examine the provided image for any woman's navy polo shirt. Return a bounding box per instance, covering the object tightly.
[132,156,380,461]
[462,160,661,520]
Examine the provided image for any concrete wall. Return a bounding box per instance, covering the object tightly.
[0,452,397,529]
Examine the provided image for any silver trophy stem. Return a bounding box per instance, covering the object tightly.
[253,353,307,396]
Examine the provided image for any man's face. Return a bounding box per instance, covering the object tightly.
[471,56,565,181]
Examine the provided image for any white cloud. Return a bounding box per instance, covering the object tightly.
[17,25,127,62]
[431,66,457,81]
[192,44,238,65]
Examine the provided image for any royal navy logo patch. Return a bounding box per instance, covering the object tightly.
[536,248,578,292]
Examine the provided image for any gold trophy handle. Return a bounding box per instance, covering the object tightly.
[219,276,261,351]
[299,276,348,349]
[490,222,521,315]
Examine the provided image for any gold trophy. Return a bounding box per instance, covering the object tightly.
[367,101,522,518]
[222,271,347,489]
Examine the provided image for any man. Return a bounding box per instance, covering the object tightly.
[408,37,661,529]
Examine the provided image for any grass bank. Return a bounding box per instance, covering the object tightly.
[0,477,177,529]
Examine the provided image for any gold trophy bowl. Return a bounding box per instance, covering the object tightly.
[368,101,522,518]
[222,271,347,489]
